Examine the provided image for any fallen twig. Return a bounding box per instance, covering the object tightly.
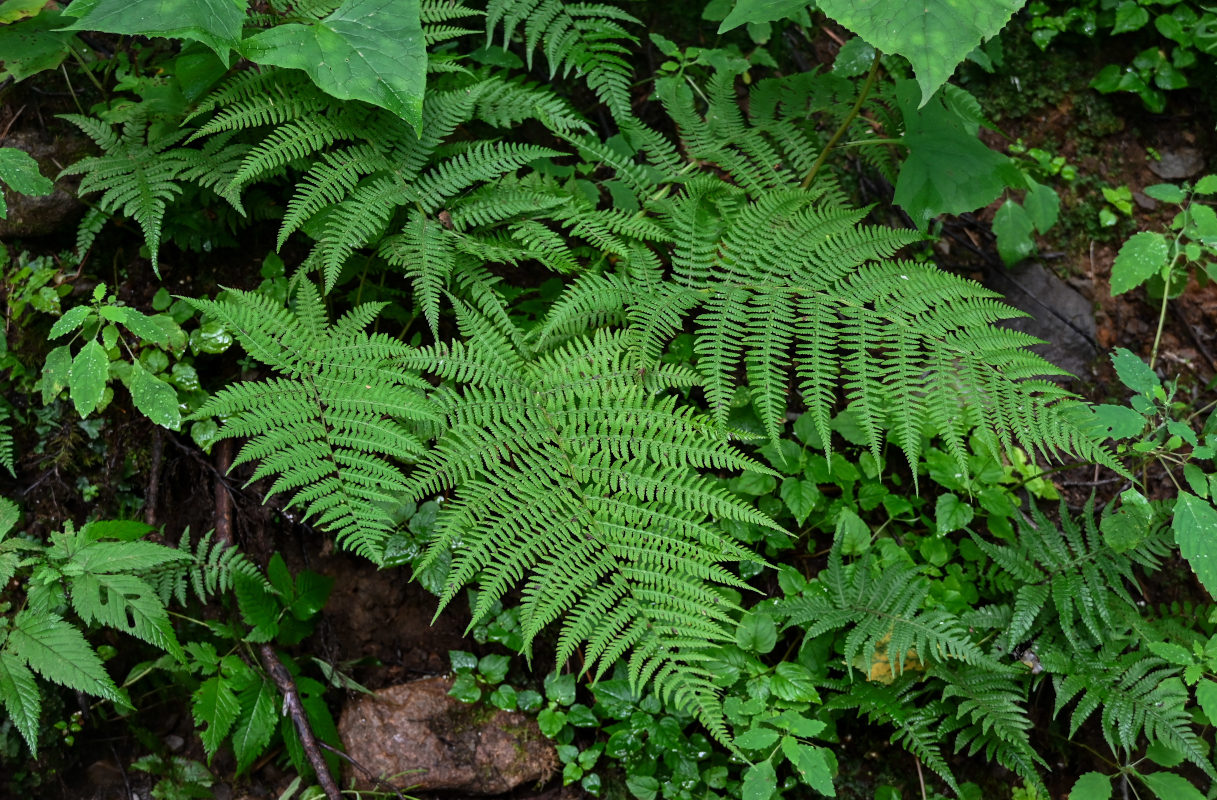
[258,644,342,800]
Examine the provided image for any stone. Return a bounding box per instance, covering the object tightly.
[0,130,89,238]
[338,676,556,794]
[1147,147,1204,180]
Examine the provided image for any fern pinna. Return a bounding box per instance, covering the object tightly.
[188,282,437,558]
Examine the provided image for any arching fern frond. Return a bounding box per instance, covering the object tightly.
[145,528,270,607]
[402,305,780,741]
[187,283,437,557]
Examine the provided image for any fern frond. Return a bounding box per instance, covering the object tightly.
[402,307,778,739]
[59,114,196,273]
[188,283,437,557]
[486,0,638,118]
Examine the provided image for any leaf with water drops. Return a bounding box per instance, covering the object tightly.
[1174,491,1217,599]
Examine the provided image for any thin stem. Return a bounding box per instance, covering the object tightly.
[801,50,882,190]
[1148,271,1171,372]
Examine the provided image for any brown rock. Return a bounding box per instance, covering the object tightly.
[0,130,90,238]
[338,676,556,794]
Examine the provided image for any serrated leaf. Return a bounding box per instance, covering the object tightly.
[74,540,189,573]
[1024,180,1060,232]
[993,199,1035,265]
[232,677,278,773]
[735,727,781,750]
[781,738,836,796]
[0,497,18,540]
[239,0,424,132]
[0,651,41,755]
[69,339,109,417]
[129,359,182,430]
[193,675,241,758]
[1110,231,1168,295]
[1110,348,1159,395]
[780,478,819,525]
[741,759,777,800]
[1089,404,1147,440]
[61,0,244,59]
[1174,492,1217,598]
[1143,183,1187,204]
[116,307,169,345]
[1194,175,1217,194]
[718,0,810,31]
[935,493,974,533]
[7,610,123,703]
[69,572,183,660]
[1194,679,1217,725]
[818,0,1023,104]
[80,520,155,542]
[770,662,819,702]
[234,572,280,641]
[48,305,94,340]
[39,344,72,404]
[0,147,53,203]
[893,80,1013,230]
[1138,771,1206,800]
[1069,772,1111,800]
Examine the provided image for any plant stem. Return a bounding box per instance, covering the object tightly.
[1148,272,1171,372]
[800,50,882,190]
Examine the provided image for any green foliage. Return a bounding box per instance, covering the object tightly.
[187,282,436,558]
[0,147,53,219]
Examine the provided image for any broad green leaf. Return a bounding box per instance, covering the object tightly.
[193,675,241,758]
[780,478,819,525]
[992,199,1035,265]
[1194,679,1217,725]
[935,493,974,533]
[7,610,124,703]
[1138,771,1206,800]
[1174,492,1217,598]
[1110,348,1159,395]
[719,0,811,31]
[1110,231,1168,295]
[0,0,47,24]
[736,611,778,654]
[836,507,871,555]
[1089,404,1147,440]
[81,519,156,542]
[39,345,72,404]
[817,0,1024,104]
[0,10,75,83]
[232,677,278,773]
[69,339,109,417]
[239,0,425,132]
[61,0,245,59]
[118,307,170,344]
[0,497,19,539]
[1101,489,1154,553]
[1111,1,1150,34]
[1195,175,1217,194]
[741,759,777,800]
[48,305,94,340]
[1024,180,1060,232]
[781,738,836,796]
[1069,772,1111,800]
[735,727,781,750]
[893,80,1014,230]
[0,147,53,215]
[1143,183,1187,204]
[770,662,819,702]
[0,651,40,755]
[128,359,182,430]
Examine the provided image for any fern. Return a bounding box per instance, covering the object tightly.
[402,304,778,741]
[486,0,639,118]
[780,543,999,679]
[146,528,271,607]
[187,282,437,558]
[59,112,213,273]
[972,499,1172,650]
[1043,646,1215,778]
[0,404,13,476]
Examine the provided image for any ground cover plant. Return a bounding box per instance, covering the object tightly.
[1,0,1217,798]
